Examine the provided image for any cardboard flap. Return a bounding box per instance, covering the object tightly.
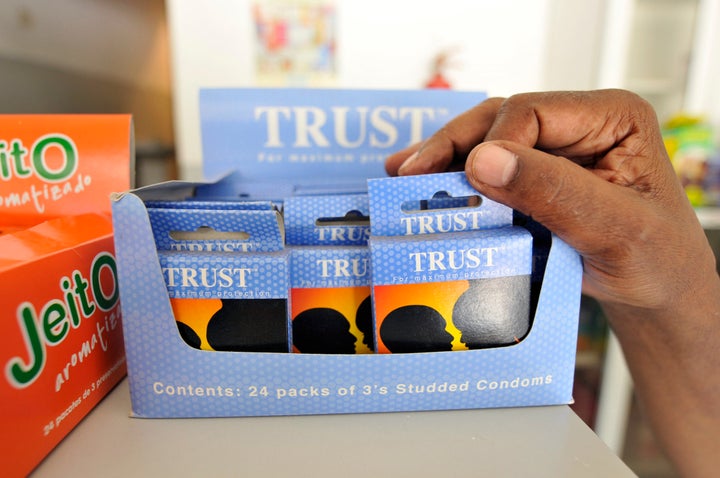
[284,194,370,246]
[145,200,275,211]
[368,172,512,236]
[147,208,284,252]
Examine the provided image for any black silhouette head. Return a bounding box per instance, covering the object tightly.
[380,305,453,353]
[453,275,531,349]
[176,321,202,349]
[206,298,289,352]
[293,307,357,354]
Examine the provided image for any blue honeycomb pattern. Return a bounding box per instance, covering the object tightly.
[368,172,512,237]
[148,208,284,252]
[159,250,289,299]
[285,194,370,246]
[290,246,370,288]
[145,200,275,210]
[369,228,532,285]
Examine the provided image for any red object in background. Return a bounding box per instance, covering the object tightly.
[425,72,451,89]
[425,51,453,89]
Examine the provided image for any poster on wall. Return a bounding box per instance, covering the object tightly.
[252,0,337,86]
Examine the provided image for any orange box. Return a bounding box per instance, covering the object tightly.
[0,115,132,477]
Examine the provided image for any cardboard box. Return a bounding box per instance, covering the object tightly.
[111,88,582,418]
[0,115,132,477]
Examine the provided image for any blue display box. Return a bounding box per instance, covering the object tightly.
[110,88,582,418]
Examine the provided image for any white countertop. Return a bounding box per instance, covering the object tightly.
[31,378,636,477]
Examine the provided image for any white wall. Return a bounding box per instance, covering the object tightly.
[0,0,170,93]
[336,1,549,93]
[0,0,175,152]
[167,0,581,180]
[543,0,606,91]
[685,0,720,143]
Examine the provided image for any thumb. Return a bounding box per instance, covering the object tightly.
[465,141,631,250]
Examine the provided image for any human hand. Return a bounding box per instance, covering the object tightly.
[387,89,720,477]
[386,90,719,313]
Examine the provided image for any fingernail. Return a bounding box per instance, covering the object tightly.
[397,151,419,176]
[468,144,518,187]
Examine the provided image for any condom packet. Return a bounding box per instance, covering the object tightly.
[284,194,373,353]
[368,171,533,354]
[148,203,291,353]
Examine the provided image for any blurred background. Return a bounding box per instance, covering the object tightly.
[2,1,718,476]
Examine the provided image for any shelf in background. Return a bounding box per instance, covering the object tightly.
[697,207,720,229]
